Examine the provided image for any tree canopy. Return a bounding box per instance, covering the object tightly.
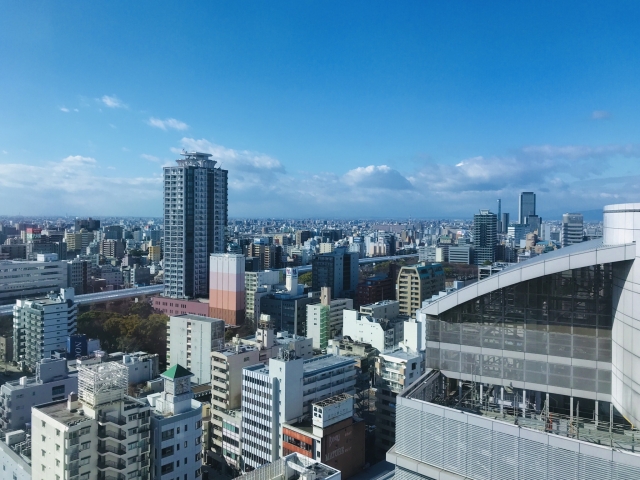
[77,301,168,368]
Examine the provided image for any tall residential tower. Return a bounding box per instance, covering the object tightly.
[473,209,497,266]
[163,152,228,299]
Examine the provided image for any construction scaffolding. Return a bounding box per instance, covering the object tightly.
[78,362,128,408]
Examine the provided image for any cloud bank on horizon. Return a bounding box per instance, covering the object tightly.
[1,134,638,219]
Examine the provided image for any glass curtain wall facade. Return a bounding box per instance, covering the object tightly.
[425,264,614,398]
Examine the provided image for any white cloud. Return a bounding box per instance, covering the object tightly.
[148,117,189,131]
[100,95,127,109]
[0,154,161,215]
[3,140,640,219]
[342,165,413,190]
[74,108,79,112]
[591,110,611,120]
[59,107,70,113]
[176,138,284,173]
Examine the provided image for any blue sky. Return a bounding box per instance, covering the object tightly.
[1,2,640,219]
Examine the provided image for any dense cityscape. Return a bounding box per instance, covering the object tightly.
[3,3,640,480]
[0,149,635,480]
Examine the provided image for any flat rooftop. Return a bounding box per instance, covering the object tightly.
[302,354,355,375]
[379,349,420,361]
[244,355,355,377]
[34,399,92,427]
[2,372,77,391]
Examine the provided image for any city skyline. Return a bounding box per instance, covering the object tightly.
[2,3,640,218]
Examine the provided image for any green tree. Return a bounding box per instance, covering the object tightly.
[299,271,312,286]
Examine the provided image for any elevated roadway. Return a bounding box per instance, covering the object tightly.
[0,254,417,315]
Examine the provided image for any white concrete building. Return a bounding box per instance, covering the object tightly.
[0,256,68,305]
[374,349,424,455]
[147,364,203,480]
[342,308,405,353]
[234,452,341,480]
[359,300,400,319]
[0,430,31,480]
[168,314,225,385]
[241,354,357,470]
[0,357,77,432]
[210,317,312,462]
[13,288,78,369]
[31,362,151,480]
[123,351,160,385]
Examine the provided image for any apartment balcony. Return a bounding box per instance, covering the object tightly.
[98,458,127,471]
[97,472,125,480]
[98,428,126,441]
[98,413,127,426]
[98,443,126,456]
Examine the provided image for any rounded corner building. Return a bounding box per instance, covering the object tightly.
[388,203,640,480]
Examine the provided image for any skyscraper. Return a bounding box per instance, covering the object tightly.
[163,152,228,299]
[473,209,497,265]
[518,191,536,224]
[500,212,509,234]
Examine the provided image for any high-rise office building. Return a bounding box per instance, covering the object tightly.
[311,248,359,298]
[295,230,311,245]
[518,191,536,224]
[497,198,502,231]
[248,240,281,270]
[13,288,78,369]
[500,212,509,234]
[386,203,640,480]
[163,152,228,299]
[562,212,584,247]
[473,209,497,266]
[209,253,246,325]
[74,218,101,232]
[67,257,89,294]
